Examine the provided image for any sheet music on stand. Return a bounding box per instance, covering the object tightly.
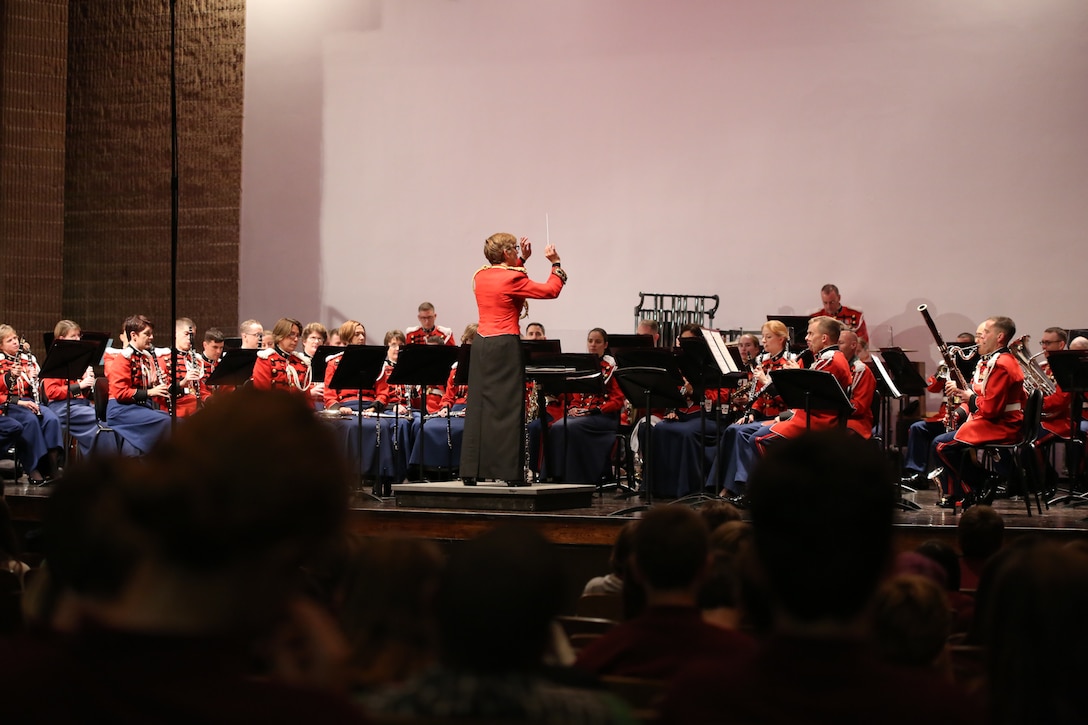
[869,355,903,399]
[699,328,740,374]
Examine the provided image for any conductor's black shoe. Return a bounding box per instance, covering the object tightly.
[505,479,531,487]
[462,478,476,486]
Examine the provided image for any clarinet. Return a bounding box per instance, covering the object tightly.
[148,348,172,414]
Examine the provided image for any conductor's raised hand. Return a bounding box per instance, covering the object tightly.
[519,237,532,261]
[544,244,560,263]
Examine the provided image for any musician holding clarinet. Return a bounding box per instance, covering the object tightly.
[107,315,172,455]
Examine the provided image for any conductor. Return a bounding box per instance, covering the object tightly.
[460,233,567,486]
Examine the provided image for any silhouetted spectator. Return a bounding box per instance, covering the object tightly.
[956,505,1004,590]
[366,524,631,723]
[575,505,756,681]
[659,430,984,724]
[0,389,367,723]
[978,541,1088,725]
[871,575,952,671]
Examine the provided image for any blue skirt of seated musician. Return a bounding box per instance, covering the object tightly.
[325,401,412,480]
[642,411,724,499]
[532,411,619,484]
[105,399,171,455]
[706,419,774,497]
[408,404,466,472]
[6,401,63,459]
[2,406,50,473]
[47,398,119,456]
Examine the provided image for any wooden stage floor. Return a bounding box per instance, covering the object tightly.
[6,478,1088,554]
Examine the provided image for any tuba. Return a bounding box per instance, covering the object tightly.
[1009,336,1055,396]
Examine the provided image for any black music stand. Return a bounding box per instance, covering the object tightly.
[769,368,853,432]
[608,334,654,354]
[677,336,748,499]
[527,353,603,485]
[202,348,255,387]
[390,344,459,482]
[310,345,342,385]
[1043,350,1088,508]
[869,355,920,511]
[328,345,388,498]
[611,349,686,514]
[38,339,106,457]
[768,314,813,355]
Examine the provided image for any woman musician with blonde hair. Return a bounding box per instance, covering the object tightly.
[42,320,105,457]
[709,319,802,499]
[0,324,64,478]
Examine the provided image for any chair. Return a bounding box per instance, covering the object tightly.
[967,389,1044,516]
[601,424,637,496]
[92,377,124,453]
[575,593,625,621]
[555,614,618,639]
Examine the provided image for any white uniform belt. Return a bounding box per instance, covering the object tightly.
[1004,403,1022,412]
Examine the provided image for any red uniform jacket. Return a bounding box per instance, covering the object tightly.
[158,349,209,418]
[374,361,410,408]
[44,376,93,403]
[252,347,312,400]
[439,365,468,410]
[557,357,625,416]
[750,350,801,419]
[811,305,868,343]
[847,358,876,438]
[322,352,379,408]
[405,325,455,346]
[769,346,853,438]
[108,346,159,405]
[1039,361,1072,437]
[953,349,1025,446]
[0,353,39,401]
[473,262,565,336]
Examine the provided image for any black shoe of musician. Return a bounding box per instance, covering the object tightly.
[936,496,963,509]
[506,479,531,488]
[726,494,749,509]
[901,472,922,485]
[462,478,476,486]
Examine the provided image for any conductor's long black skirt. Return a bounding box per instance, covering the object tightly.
[460,333,525,482]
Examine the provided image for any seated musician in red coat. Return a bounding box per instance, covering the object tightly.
[156,318,208,418]
[752,316,853,455]
[405,301,455,346]
[106,315,172,455]
[1033,326,1073,495]
[839,330,876,438]
[933,317,1026,508]
[252,318,313,401]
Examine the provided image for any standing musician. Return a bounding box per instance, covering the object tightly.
[710,320,800,499]
[460,233,566,487]
[0,325,64,477]
[42,320,101,457]
[933,317,1026,509]
[811,283,868,344]
[107,315,172,455]
[535,328,623,484]
[406,301,456,346]
[408,323,476,474]
[158,318,207,418]
[839,330,876,438]
[901,332,978,487]
[252,317,312,400]
[751,316,852,454]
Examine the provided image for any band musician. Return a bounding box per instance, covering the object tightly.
[107,315,171,455]
[812,283,868,344]
[933,317,1026,509]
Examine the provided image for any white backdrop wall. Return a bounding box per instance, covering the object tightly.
[242,0,1088,366]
